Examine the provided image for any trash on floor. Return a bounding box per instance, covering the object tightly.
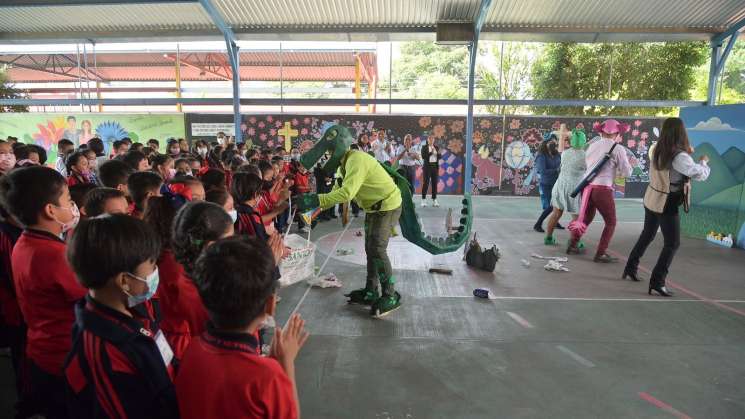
[355,230,363,237]
[429,267,453,275]
[307,273,343,288]
[521,259,531,268]
[336,248,354,256]
[531,253,568,263]
[544,260,570,272]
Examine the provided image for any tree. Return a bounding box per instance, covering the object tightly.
[392,41,470,99]
[478,42,541,114]
[0,70,27,113]
[530,42,708,116]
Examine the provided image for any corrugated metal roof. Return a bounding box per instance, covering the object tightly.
[0,0,743,42]
[0,51,377,82]
[0,3,214,33]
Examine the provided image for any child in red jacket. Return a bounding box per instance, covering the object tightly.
[176,236,308,419]
[0,166,86,419]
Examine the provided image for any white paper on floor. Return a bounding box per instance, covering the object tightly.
[544,260,570,272]
[531,253,568,263]
[307,273,343,288]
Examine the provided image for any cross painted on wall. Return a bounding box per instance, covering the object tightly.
[278,122,299,152]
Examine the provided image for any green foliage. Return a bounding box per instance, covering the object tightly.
[0,70,27,113]
[479,42,539,114]
[392,41,469,99]
[530,42,708,116]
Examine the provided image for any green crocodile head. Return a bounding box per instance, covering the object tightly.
[299,124,354,175]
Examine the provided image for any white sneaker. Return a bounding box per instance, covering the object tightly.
[433,199,440,207]
[421,200,428,208]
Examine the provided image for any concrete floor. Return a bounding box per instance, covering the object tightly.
[1,196,744,418]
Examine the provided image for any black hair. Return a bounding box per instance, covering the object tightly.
[350,143,359,150]
[58,139,75,152]
[69,183,97,212]
[230,172,263,203]
[13,145,30,161]
[84,187,126,217]
[194,140,207,148]
[174,158,191,173]
[67,214,161,289]
[131,142,144,152]
[0,166,67,226]
[122,150,147,170]
[67,116,76,122]
[229,155,244,172]
[205,187,230,207]
[172,201,232,276]
[87,138,105,156]
[199,168,226,191]
[151,154,172,172]
[127,171,163,210]
[220,149,236,166]
[257,160,273,176]
[236,163,261,176]
[142,195,177,249]
[28,145,47,165]
[271,156,283,164]
[245,149,257,160]
[193,236,276,329]
[65,151,88,174]
[98,160,135,189]
[121,137,132,145]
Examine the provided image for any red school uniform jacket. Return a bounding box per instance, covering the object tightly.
[12,229,87,375]
[175,327,298,419]
[0,221,23,327]
[64,296,179,419]
[292,172,310,194]
[156,249,209,358]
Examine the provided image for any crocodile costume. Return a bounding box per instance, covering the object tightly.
[297,125,473,317]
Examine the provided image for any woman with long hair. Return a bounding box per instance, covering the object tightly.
[80,120,93,144]
[533,134,563,232]
[624,117,710,296]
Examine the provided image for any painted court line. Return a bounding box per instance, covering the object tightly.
[638,392,692,419]
[505,311,534,328]
[556,345,596,368]
[441,295,745,303]
[602,248,745,318]
[289,218,355,318]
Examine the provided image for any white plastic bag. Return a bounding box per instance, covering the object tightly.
[279,234,316,287]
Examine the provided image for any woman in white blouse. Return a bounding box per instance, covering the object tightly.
[624,118,710,296]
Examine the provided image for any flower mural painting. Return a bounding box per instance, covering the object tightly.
[521,128,542,145]
[32,118,66,150]
[447,138,464,154]
[451,119,465,133]
[479,119,491,129]
[95,121,128,150]
[510,119,521,130]
[418,116,432,128]
[432,124,446,139]
[492,133,503,144]
[473,131,484,145]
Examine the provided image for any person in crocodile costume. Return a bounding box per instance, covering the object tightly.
[297,125,473,317]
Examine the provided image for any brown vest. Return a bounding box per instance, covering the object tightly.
[644,149,689,214]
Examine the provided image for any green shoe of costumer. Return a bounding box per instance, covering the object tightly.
[544,236,557,246]
[370,292,402,318]
[345,288,380,306]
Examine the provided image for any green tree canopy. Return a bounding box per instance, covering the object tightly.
[529,42,708,116]
[392,41,469,99]
[0,70,27,113]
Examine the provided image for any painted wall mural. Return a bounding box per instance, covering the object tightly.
[680,104,745,248]
[0,113,186,154]
[188,113,663,198]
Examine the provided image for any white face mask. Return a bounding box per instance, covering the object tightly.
[124,268,160,307]
[227,209,238,223]
[197,148,208,157]
[52,202,81,234]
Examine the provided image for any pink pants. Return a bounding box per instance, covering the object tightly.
[571,186,617,256]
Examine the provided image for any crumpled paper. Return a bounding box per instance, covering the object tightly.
[307,273,343,288]
[532,253,568,263]
[544,260,570,272]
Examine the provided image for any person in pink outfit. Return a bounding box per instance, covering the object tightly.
[568,119,632,263]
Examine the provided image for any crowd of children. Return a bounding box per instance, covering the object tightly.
[0,133,312,419]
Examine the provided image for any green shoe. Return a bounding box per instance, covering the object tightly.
[544,236,557,246]
[370,292,402,318]
[577,241,586,249]
[345,288,379,306]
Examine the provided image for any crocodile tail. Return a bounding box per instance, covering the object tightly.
[379,162,473,255]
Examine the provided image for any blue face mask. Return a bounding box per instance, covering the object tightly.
[124,268,160,307]
[228,209,238,223]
